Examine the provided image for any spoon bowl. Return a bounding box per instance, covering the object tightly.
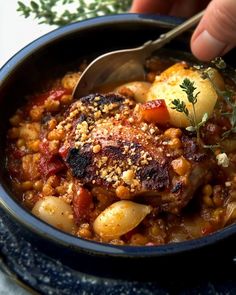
[73,10,204,99]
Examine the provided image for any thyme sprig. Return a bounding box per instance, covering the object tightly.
[17,0,132,26]
[211,57,226,70]
[171,99,189,116]
[180,78,199,105]
[171,78,205,141]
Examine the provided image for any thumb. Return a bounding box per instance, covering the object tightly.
[191,0,236,61]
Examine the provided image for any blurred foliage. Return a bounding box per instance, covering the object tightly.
[17,0,132,26]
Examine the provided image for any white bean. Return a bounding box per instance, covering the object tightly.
[19,122,40,140]
[93,200,152,240]
[61,72,81,91]
[116,81,151,103]
[32,196,76,233]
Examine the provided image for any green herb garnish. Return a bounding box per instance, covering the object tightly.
[171,98,189,116]
[171,78,205,142]
[211,57,227,70]
[17,0,132,26]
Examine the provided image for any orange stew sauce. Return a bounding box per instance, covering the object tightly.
[6,57,236,246]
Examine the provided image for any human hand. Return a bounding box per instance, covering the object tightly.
[130,0,236,61]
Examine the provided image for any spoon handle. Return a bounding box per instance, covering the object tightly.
[143,10,205,54]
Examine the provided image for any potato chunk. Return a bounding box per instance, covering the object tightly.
[147,62,224,127]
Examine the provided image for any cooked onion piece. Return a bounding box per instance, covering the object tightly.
[93,200,152,240]
[116,81,151,103]
[147,63,225,127]
[32,196,76,233]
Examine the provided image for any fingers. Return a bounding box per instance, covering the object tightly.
[191,0,236,61]
[130,0,210,17]
[130,0,174,14]
[130,0,236,61]
[169,0,210,18]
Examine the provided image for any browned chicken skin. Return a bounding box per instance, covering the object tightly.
[58,93,214,214]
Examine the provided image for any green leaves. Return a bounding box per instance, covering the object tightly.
[211,57,226,70]
[198,112,209,127]
[171,78,205,142]
[171,98,189,116]
[30,1,39,11]
[17,0,132,26]
[171,78,199,124]
[179,78,199,105]
[17,1,31,17]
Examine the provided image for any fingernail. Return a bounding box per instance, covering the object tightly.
[192,30,227,61]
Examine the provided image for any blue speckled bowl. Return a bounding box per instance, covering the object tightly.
[1,14,236,284]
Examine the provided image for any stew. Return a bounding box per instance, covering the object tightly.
[6,57,236,246]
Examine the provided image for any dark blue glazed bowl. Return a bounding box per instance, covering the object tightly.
[0,14,236,280]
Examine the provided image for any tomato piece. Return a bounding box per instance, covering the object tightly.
[28,88,70,108]
[140,99,170,124]
[58,144,70,159]
[40,137,60,157]
[73,187,93,222]
[8,144,26,159]
[39,139,65,177]
[49,88,70,100]
[7,159,21,177]
[39,155,65,177]
[39,139,51,157]
[201,223,214,236]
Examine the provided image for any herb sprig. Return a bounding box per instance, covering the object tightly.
[17,0,132,26]
[171,78,207,142]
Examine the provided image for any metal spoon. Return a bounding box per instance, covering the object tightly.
[73,10,204,99]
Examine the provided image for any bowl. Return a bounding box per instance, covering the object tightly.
[0,13,236,280]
